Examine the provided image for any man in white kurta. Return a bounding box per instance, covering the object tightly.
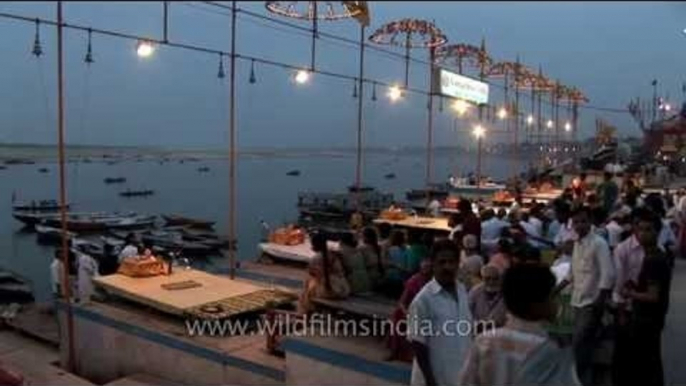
[407,239,472,386]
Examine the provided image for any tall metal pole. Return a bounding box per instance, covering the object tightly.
[425,46,436,200]
[354,24,365,211]
[403,34,411,88]
[228,1,237,279]
[57,0,75,372]
[652,80,658,124]
[476,135,483,193]
[310,2,317,71]
[477,38,486,199]
[513,57,520,181]
[163,1,169,43]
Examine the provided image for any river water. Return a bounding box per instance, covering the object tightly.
[0,149,516,301]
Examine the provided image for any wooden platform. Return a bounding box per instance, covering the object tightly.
[94,269,270,316]
[373,216,451,232]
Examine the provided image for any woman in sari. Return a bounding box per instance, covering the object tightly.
[297,232,350,314]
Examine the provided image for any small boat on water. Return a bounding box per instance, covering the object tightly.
[120,189,155,198]
[286,170,301,177]
[141,230,217,257]
[197,166,210,173]
[104,177,127,184]
[448,176,506,198]
[162,214,215,229]
[297,185,395,224]
[12,199,70,212]
[35,224,76,245]
[14,211,155,232]
[405,183,450,201]
[0,165,6,170]
[38,167,49,173]
[384,173,396,180]
[5,159,35,165]
[0,270,33,304]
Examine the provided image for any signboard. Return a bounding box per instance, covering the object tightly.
[434,68,489,105]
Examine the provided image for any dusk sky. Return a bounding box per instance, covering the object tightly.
[0,1,684,149]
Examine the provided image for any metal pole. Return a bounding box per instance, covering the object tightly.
[56,0,75,372]
[163,1,168,43]
[355,24,365,211]
[403,34,411,88]
[228,1,237,279]
[652,80,657,124]
[514,62,520,181]
[426,46,435,202]
[310,2,317,71]
[476,136,483,194]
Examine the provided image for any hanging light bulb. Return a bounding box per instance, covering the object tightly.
[472,124,485,139]
[32,19,42,57]
[452,99,469,116]
[497,107,508,120]
[371,82,377,101]
[387,85,403,102]
[546,119,554,129]
[249,59,256,84]
[136,40,155,58]
[294,69,310,84]
[526,115,534,125]
[352,80,358,99]
[84,28,94,64]
[564,121,572,132]
[217,54,225,79]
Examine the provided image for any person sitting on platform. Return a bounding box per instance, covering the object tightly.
[468,264,507,335]
[338,232,370,295]
[118,233,139,262]
[382,230,411,298]
[359,226,386,290]
[387,257,432,362]
[407,230,428,274]
[297,231,350,314]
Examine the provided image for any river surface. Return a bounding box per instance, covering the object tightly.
[0,148,518,301]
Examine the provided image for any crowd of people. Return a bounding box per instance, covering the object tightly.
[297,170,678,386]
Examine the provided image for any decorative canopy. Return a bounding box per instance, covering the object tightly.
[265,1,365,21]
[369,18,447,48]
[485,61,528,79]
[434,43,491,70]
[515,70,555,91]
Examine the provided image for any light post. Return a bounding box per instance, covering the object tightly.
[473,124,486,196]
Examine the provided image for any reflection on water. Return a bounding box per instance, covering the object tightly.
[0,150,514,301]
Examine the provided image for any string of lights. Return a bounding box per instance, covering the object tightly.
[0,7,633,116]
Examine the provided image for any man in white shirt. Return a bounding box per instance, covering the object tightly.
[76,247,100,303]
[427,198,441,218]
[118,234,139,262]
[481,209,508,255]
[408,239,472,386]
[556,206,615,386]
[50,249,64,298]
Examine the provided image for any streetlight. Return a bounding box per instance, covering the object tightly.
[526,114,534,125]
[294,69,311,84]
[497,107,508,120]
[473,124,485,193]
[546,119,554,129]
[452,99,469,116]
[136,40,155,58]
[387,85,403,102]
[564,121,572,132]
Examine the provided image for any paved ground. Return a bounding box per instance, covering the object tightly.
[664,259,686,385]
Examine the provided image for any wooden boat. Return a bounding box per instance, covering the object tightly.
[405,183,450,201]
[4,159,34,165]
[197,166,210,173]
[0,271,33,304]
[35,224,76,245]
[120,189,155,197]
[38,167,49,173]
[384,173,396,180]
[286,170,301,177]
[162,214,215,229]
[12,211,57,227]
[297,185,395,223]
[12,199,70,212]
[0,165,6,170]
[141,231,216,257]
[34,212,154,232]
[104,177,127,184]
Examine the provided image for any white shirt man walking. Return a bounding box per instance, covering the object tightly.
[557,206,615,386]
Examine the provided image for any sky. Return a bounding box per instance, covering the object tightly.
[0,1,684,150]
